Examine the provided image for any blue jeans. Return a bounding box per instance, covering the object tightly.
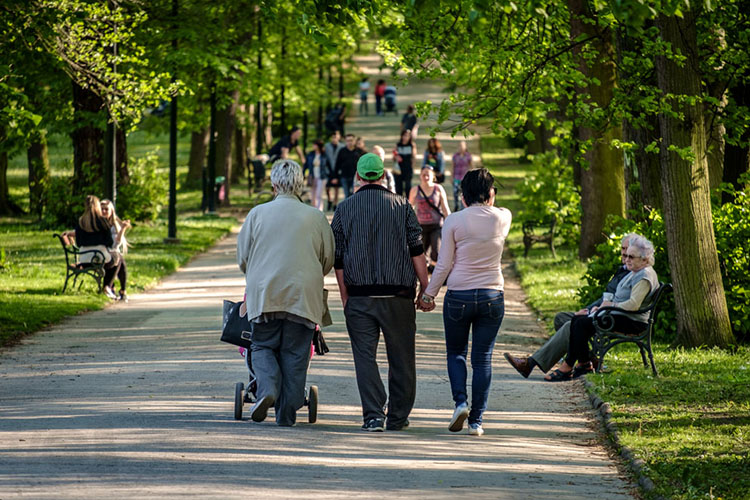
[342,176,355,198]
[443,289,505,425]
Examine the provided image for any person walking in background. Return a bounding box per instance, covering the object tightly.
[335,134,362,199]
[451,140,473,211]
[331,153,429,432]
[401,104,418,140]
[324,131,344,210]
[393,129,416,196]
[268,126,304,163]
[408,166,450,273]
[358,77,370,116]
[237,159,334,426]
[420,168,512,436]
[304,139,329,211]
[355,137,367,155]
[100,199,131,302]
[423,138,445,184]
[374,79,386,116]
[74,195,121,300]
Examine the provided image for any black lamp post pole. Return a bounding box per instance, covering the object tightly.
[166,0,179,241]
[207,85,217,214]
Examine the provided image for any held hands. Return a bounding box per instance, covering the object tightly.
[416,293,436,312]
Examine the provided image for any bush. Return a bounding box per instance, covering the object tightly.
[41,160,102,228]
[579,174,750,342]
[117,151,168,222]
[515,151,581,246]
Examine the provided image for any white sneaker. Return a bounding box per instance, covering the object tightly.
[103,286,117,300]
[468,423,484,436]
[449,403,469,432]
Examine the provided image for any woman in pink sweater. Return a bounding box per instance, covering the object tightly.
[420,168,512,436]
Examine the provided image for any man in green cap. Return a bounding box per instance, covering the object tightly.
[331,153,429,432]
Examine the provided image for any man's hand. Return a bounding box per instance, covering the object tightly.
[417,298,436,312]
[575,308,588,316]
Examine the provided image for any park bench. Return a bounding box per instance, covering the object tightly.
[522,216,557,258]
[53,233,106,293]
[589,282,673,376]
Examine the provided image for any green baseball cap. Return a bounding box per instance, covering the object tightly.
[357,153,384,181]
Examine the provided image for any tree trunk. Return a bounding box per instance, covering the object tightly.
[569,0,626,259]
[27,131,50,218]
[214,89,239,206]
[233,105,247,184]
[187,128,209,185]
[247,103,257,161]
[0,146,23,216]
[265,102,273,150]
[655,12,734,348]
[116,126,129,185]
[71,81,105,196]
[625,116,663,211]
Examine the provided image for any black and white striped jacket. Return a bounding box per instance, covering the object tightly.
[331,184,424,298]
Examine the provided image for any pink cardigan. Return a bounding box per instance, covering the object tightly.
[425,205,512,297]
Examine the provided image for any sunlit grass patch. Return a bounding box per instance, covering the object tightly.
[590,345,750,500]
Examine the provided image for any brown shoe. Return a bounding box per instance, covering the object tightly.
[503,352,532,379]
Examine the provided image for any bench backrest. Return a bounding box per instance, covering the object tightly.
[645,282,672,325]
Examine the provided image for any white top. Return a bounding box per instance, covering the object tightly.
[425,205,512,296]
[359,81,370,92]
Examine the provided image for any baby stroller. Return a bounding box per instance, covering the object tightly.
[384,86,398,115]
[233,342,319,423]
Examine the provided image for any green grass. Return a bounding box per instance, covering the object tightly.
[590,346,750,500]
[480,133,750,500]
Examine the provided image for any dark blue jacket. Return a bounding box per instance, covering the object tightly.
[304,151,330,181]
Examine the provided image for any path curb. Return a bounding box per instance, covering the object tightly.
[582,378,665,500]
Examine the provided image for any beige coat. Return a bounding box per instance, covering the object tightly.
[237,194,335,326]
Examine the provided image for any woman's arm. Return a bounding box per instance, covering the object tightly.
[422,150,427,167]
[438,185,451,216]
[407,186,418,205]
[614,280,652,311]
[436,151,444,173]
[424,217,456,297]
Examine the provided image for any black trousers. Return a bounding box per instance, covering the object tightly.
[565,314,646,366]
[344,296,416,428]
[421,223,442,263]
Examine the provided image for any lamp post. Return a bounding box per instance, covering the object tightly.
[165,0,180,243]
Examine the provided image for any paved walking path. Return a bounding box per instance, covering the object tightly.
[0,57,635,499]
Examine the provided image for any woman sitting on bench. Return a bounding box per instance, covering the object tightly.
[75,195,121,300]
[101,199,131,302]
[546,234,659,381]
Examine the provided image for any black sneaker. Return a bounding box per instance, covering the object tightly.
[250,394,275,422]
[361,417,385,432]
[386,418,410,431]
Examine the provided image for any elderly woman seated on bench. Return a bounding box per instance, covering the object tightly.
[545,234,659,381]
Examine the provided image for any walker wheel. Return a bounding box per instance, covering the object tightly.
[308,385,318,424]
[234,382,244,420]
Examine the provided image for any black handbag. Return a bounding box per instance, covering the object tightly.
[221,300,253,349]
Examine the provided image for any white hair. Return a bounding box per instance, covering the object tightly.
[372,145,385,162]
[270,159,304,196]
[621,233,638,248]
[628,234,655,266]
